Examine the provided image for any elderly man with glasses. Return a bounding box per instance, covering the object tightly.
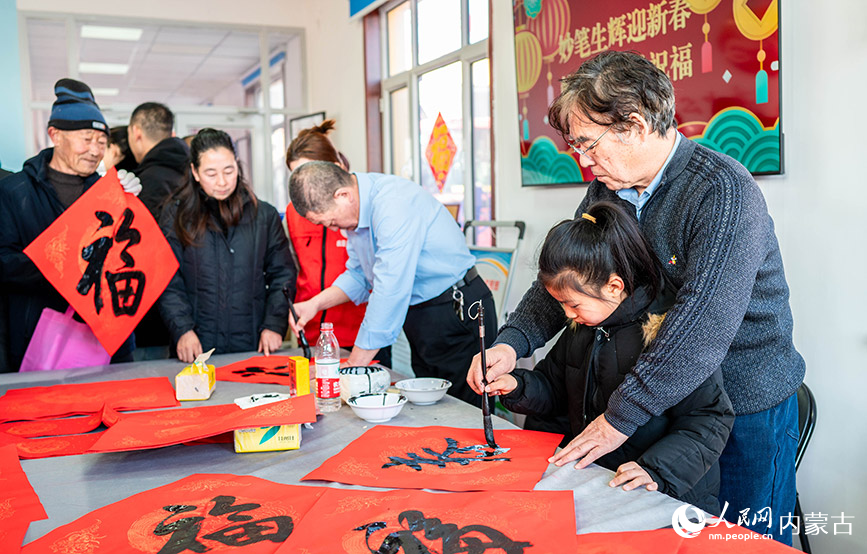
[468,51,804,545]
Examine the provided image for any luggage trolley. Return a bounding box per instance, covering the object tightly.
[462,220,526,328]
[463,220,526,425]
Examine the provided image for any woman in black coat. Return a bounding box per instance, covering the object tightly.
[158,128,296,362]
[490,202,734,514]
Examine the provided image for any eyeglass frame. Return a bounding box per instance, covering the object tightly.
[566,124,613,156]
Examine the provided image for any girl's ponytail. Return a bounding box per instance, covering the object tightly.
[538,201,662,299]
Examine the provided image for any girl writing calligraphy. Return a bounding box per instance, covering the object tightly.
[490,201,734,514]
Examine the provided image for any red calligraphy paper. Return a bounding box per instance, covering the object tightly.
[0,431,104,460]
[0,377,179,423]
[276,488,578,553]
[302,425,562,492]
[0,412,102,438]
[0,444,47,549]
[216,356,299,387]
[21,474,325,554]
[23,169,178,355]
[88,395,316,453]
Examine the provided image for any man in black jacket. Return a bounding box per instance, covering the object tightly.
[0,78,141,371]
[128,102,190,221]
[128,102,190,353]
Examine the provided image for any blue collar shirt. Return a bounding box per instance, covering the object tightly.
[616,132,682,220]
[332,172,476,350]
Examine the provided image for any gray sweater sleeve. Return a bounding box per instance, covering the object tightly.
[605,159,769,435]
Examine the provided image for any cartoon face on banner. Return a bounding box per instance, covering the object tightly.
[20,474,325,554]
[24,169,178,355]
[302,426,563,492]
[276,488,579,553]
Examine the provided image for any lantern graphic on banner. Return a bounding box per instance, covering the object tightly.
[733,0,778,104]
[686,0,722,73]
[515,27,542,141]
[526,0,571,107]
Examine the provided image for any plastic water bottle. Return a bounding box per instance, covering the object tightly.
[314,322,341,412]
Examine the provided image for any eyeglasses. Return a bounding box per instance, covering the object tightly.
[566,125,612,156]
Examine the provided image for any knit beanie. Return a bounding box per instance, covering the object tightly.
[47,78,109,135]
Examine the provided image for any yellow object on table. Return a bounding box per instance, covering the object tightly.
[288,356,311,396]
[175,362,215,401]
[234,423,301,453]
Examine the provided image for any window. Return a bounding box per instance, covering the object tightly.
[378,0,491,229]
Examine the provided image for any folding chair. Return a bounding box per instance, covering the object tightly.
[795,382,817,553]
[462,220,526,327]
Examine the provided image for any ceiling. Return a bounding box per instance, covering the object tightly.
[27,18,301,110]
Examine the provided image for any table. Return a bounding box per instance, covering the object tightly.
[0,350,686,543]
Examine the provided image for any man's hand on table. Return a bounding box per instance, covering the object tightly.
[467,343,518,395]
[549,414,628,469]
[177,330,203,363]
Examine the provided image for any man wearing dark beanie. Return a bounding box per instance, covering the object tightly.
[0,78,141,371]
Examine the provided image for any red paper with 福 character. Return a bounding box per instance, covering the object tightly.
[276,488,579,553]
[21,474,325,554]
[23,169,178,355]
[302,425,562,492]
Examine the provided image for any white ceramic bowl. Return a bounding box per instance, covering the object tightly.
[338,365,391,403]
[394,378,451,405]
[347,392,407,423]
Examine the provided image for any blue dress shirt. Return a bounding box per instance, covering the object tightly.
[616,132,682,220]
[332,172,476,350]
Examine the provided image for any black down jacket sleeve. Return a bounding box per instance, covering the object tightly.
[636,369,734,499]
[258,205,295,337]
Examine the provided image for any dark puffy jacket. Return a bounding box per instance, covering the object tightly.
[157,192,296,354]
[135,137,189,221]
[0,149,100,369]
[501,283,734,514]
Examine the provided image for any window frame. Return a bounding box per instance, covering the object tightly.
[375,0,492,223]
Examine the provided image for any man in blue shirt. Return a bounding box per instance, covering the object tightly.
[288,161,495,405]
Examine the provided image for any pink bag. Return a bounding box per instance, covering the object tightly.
[19,307,111,372]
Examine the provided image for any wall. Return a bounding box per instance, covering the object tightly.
[490,1,867,552]
[1,0,26,171]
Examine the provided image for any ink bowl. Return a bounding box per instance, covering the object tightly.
[347,392,407,423]
[394,378,451,405]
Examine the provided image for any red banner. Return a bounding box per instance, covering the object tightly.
[24,169,178,355]
[21,474,325,554]
[277,488,579,553]
[303,425,562,491]
[0,377,179,423]
[0,444,48,549]
[88,396,316,453]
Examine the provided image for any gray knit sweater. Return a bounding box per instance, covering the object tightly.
[496,137,805,435]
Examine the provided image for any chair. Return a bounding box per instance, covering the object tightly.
[794,382,817,553]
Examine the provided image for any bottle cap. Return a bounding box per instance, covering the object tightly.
[320,322,334,331]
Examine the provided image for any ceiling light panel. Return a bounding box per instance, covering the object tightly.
[80,25,143,41]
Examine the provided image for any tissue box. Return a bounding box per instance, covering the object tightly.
[288,356,311,397]
[234,424,301,453]
[175,363,216,401]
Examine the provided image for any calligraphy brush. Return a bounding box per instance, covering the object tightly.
[282,282,312,359]
[471,300,498,449]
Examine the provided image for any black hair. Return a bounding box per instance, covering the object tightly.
[107,125,137,172]
[172,128,257,246]
[538,201,663,300]
[548,50,676,141]
[130,102,174,141]
[288,160,354,217]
